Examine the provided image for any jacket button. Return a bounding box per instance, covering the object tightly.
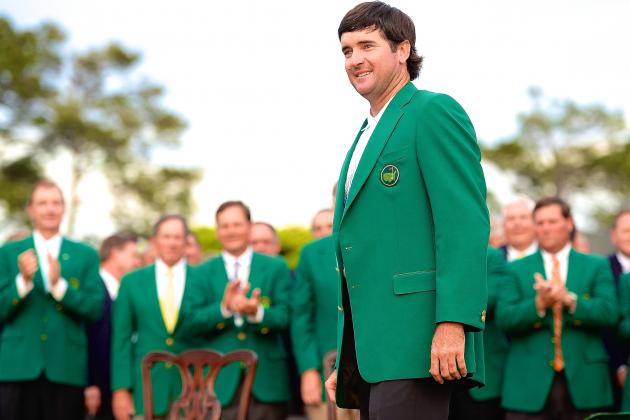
[237,332,247,341]
[40,334,48,342]
[216,322,225,330]
[261,327,269,335]
[165,338,174,346]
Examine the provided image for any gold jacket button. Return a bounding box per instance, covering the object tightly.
[481,310,486,323]
[573,320,582,326]
[40,334,48,342]
[165,362,173,369]
[12,298,18,306]
[217,322,225,330]
[165,337,174,346]
[237,332,247,341]
[261,327,269,335]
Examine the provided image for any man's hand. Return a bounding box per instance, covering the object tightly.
[618,366,628,388]
[301,368,322,405]
[324,369,337,404]
[222,281,240,312]
[534,273,554,312]
[239,288,262,316]
[430,322,466,384]
[84,385,101,417]
[112,389,134,420]
[47,253,60,287]
[17,249,38,283]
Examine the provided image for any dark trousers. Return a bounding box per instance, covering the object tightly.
[505,373,600,420]
[449,390,504,420]
[358,378,452,420]
[0,375,84,420]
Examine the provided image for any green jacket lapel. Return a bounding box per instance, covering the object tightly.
[146,264,169,333]
[342,82,417,221]
[248,253,269,295]
[566,249,580,291]
[21,236,45,291]
[333,120,367,233]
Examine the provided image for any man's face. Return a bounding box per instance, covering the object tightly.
[612,213,630,257]
[185,234,203,265]
[27,186,65,234]
[112,242,140,275]
[312,210,333,239]
[217,206,251,256]
[503,202,536,250]
[534,205,573,254]
[340,27,408,104]
[250,224,281,256]
[154,219,187,266]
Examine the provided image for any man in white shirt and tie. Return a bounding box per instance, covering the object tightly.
[0,179,104,420]
[85,232,140,419]
[111,215,202,419]
[186,201,293,420]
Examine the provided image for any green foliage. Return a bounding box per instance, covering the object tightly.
[482,88,629,227]
[191,225,314,270]
[0,17,198,234]
[0,155,43,225]
[278,226,313,269]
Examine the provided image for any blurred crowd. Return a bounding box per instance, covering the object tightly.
[1,179,629,420]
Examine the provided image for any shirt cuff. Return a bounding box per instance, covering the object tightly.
[536,308,546,318]
[220,302,233,319]
[50,277,68,301]
[568,292,578,314]
[247,305,264,324]
[15,274,34,298]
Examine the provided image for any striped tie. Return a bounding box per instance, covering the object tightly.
[160,267,178,333]
[551,255,564,372]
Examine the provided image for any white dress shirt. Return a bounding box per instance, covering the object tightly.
[155,258,187,314]
[220,246,264,324]
[344,97,395,200]
[16,230,67,300]
[506,242,538,262]
[617,252,630,274]
[99,268,120,300]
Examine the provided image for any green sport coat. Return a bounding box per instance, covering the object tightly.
[182,253,292,405]
[290,236,339,400]
[496,249,618,412]
[0,235,103,386]
[617,272,630,411]
[469,247,510,401]
[332,83,489,408]
[111,264,202,416]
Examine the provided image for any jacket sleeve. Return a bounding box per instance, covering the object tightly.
[59,247,104,322]
[496,265,547,333]
[415,94,489,331]
[111,275,135,391]
[290,249,321,374]
[618,273,630,339]
[0,245,24,323]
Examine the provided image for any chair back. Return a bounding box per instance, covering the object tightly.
[142,349,257,420]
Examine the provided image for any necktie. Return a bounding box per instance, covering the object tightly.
[551,255,564,372]
[233,261,243,327]
[160,267,178,333]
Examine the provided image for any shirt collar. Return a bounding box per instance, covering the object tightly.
[541,242,572,262]
[364,96,395,131]
[155,257,186,277]
[99,268,120,299]
[617,251,630,273]
[507,241,538,261]
[33,230,63,256]
[222,246,253,268]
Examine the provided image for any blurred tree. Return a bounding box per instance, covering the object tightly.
[278,226,313,269]
[0,17,199,234]
[482,87,629,225]
[191,226,221,255]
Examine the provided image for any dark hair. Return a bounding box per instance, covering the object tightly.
[338,1,423,80]
[252,221,278,239]
[28,179,64,205]
[215,201,252,222]
[613,209,630,228]
[100,232,138,262]
[533,197,572,219]
[152,214,190,237]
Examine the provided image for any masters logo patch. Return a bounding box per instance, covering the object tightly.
[380,164,400,187]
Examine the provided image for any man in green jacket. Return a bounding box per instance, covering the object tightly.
[0,179,104,420]
[450,247,510,420]
[184,201,292,420]
[325,2,489,419]
[497,197,618,419]
[111,214,202,419]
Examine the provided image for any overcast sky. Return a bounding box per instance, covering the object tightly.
[3,0,630,236]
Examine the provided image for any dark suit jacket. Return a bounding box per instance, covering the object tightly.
[87,287,113,418]
[603,253,627,371]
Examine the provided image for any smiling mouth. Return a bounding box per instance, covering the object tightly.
[356,71,371,78]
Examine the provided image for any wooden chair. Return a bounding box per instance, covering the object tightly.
[141,349,257,420]
[323,350,338,420]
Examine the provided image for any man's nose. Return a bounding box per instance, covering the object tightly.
[346,51,364,68]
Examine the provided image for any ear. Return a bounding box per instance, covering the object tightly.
[397,40,411,64]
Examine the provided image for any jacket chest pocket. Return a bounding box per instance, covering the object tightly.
[376,147,410,190]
